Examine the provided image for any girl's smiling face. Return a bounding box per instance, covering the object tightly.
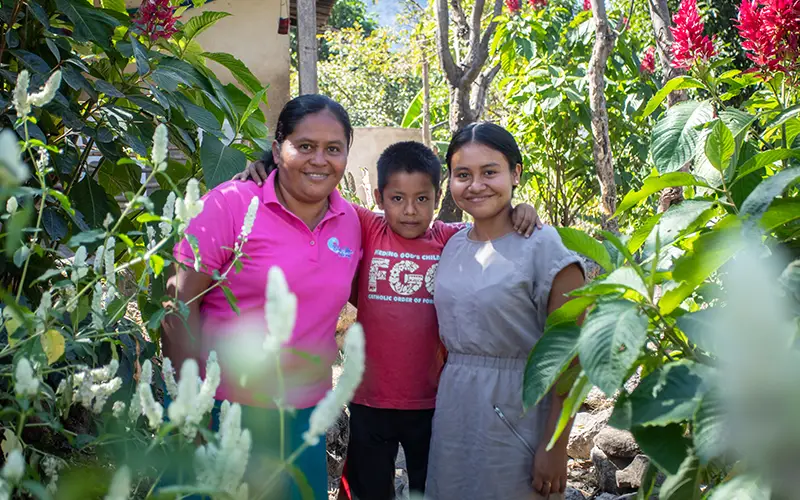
[448,142,521,221]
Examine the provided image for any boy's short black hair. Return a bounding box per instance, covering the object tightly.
[376,141,442,195]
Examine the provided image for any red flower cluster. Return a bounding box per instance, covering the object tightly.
[505,0,521,12]
[134,0,179,42]
[584,0,591,10]
[670,0,716,69]
[640,46,657,74]
[737,0,800,72]
[529,0,548,9]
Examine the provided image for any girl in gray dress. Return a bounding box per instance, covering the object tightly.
[427,123,585,500]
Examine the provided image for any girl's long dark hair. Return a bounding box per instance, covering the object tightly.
[445,122,523,173]
[261,94,353,173]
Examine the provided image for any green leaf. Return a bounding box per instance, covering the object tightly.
[651,100,715,174]
[704,120,735,172]
[129,36,150,76]
[152,58,211,93]
[401,88,424,128]
[11,49,50,73]
[221,286,240,314]
[620,361,704,428]
[176,94,221,135]
[627,212,662,254]
[94,79,125,98]
[183,11,232,42]
[70,176,120,229]
[546,372,592,451]
[641,76,705,118]
[734,148,800,182]
[764,103,800,132]
[574,267,649,300]
[719,108,757,139]
[615,172,709,215]
[200,134,247,189]
[694,391,724,463]
[761,198,800,231]
[577,300,649,395]
[27,1,50,28]
[239,87,269,131]
[203,51,263,95]
[644,200,717,253]
[631,424,691,475]
[659,453,702,500]
[708,475,771,500]
[675,308,717,352]
[740,167,800,224]
[96,160,142,197]
[100,0,127,14]
[41,329,66,364]
[54,0,117,46]
[545,296,596,328]
[556,227,613,272]
[522,325,580,409]
[149,254,165,278]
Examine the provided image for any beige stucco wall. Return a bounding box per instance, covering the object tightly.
[124,0,290,135]
[344,127,424,206]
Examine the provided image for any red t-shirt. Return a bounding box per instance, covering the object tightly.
[351,204,464,410]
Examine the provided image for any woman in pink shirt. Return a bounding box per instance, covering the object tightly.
[163,95,361,499]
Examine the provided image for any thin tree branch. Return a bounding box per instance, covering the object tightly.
[471,62,501,116]
[450,0,470,40]
[435,0,461,86]
[461,0,503,87]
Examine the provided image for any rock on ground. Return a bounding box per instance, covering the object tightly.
[565,486,587,500]
[594,428,641,459]
[568,409,612,460]
[615,454,649,491]
[336,304,358,350]
[591,446,635,494]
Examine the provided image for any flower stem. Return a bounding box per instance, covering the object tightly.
[254,443,309,500]
[15,123,47,302]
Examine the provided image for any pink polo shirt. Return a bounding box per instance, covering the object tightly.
[174,171,361,409]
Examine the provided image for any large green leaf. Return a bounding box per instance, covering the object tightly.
[97,160,142,197]
[203,52,263,95]
[54,0,118,46]
[694,391,724,463]
[239,87,269,131]
[627,212,662,254]
[644,200,717,253]
[129,36,150,76]
[740,167,800,224]
[200,135,247,189]
[761,198,800,231]
[631,424,691,475]
[651,100,715,174]
[613,361,704,429]
[546,372,592,450]
[704,120,735,172]
[100,0,127,14]
[522,325,580,409]
[659,453,702,500]
[719,108,758,139]
[615,172,709,215]
[734,148,800,182]
[640,76,705,118]
[401,88,424,128]
[183,11,232,42]
[545,296,596,328]
[175,94,222,136]
[764,103,800,132]
[70,176,120,228]
[573,267,649,299]
[556,227,613,272]
[675,308,717,352]
[577,300,649,395]
[152,58,211,93]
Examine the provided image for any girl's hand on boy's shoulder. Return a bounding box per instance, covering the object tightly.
[511,203,543,238]
[232,161,270,186]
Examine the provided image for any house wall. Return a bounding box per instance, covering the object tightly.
[344,127,424,207]
[125,0,291,135]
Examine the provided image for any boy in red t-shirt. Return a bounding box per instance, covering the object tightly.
[238,142,539,499]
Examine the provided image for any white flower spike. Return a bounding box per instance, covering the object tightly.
[152,123,168,172]
[304,323,365,446]
[264,266,297,353]
[14,358,39,398]
[2,449,25,483]
[239,196,259,241]
[27,70,62,108]
[162,357,179,399]
[104,465,131,500]
[12,71,31,120]
[5,197,17,215]
[0,130,29,185]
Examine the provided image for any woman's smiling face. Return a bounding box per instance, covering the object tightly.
[274,109,349,205]
[449,142,521,221]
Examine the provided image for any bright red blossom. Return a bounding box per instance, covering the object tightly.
[584,0,592,10]
[134,0,179,42]
[737,0,800,72]
[529,0,548,9]
[505,0,521,12]
[640,46,657,74]
[670,0,716,69]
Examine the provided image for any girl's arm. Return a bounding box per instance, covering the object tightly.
[532,263,586,497]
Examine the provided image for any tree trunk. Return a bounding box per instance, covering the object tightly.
[438,88,474,222]
[422,51,432,148]
[297,0,318,94]
[588,0,619,233]
[649,0,690,213]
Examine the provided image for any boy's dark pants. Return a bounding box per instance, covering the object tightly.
[342,403,435,500]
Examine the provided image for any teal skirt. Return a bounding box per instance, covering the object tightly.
[161,397,328,499]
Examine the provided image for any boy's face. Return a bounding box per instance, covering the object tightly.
[375,171,439,240]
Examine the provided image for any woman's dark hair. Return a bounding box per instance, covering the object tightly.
[261,94,353,170]
[445,122,523,173]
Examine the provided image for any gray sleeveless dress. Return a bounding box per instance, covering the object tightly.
[426,225,581,500]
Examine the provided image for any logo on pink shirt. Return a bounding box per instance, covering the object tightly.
[327,237,354,259]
